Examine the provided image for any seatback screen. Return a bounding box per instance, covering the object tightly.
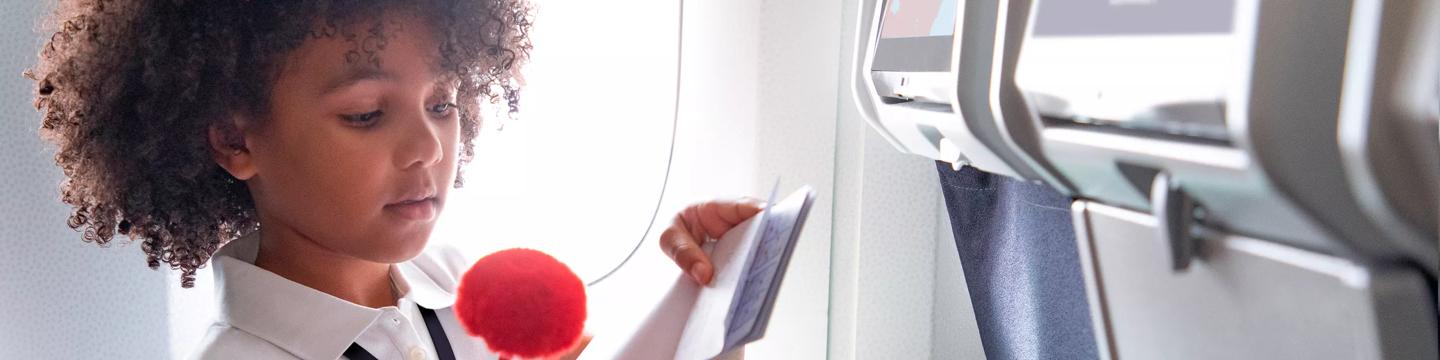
[880,0,958,39]
[872,0,956,72]
[1032,0,1233,37]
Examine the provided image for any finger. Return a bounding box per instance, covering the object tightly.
[695,202,735,239]
[725,198,765,223]
[681,205,708,243]
[694,200,765,239]
[661,214,714,284]
[659,214,694,259]
[555,334,593,360]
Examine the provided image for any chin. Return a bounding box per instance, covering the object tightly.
[364,230,434,264]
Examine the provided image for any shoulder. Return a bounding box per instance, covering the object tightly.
[189,323,297,360]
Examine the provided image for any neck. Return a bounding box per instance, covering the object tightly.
[252,225,398,309]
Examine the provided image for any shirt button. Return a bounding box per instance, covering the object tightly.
[391,317,402,326]
[406,346,426,360]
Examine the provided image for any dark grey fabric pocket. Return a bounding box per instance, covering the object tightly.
[937,162,1097,360]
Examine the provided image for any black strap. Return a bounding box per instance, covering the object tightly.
[345,306,457,360]
[343,343,378,360]
[419,306,457,360]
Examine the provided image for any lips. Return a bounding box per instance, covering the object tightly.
[385,197,438,221]
[385,187,439,221]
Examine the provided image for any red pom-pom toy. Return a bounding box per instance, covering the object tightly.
[454,248,587,359]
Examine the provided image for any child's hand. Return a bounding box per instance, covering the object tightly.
[660,199,765,285]
[554,334,592,360]
[497,334,592,360]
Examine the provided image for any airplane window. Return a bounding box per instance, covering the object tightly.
[430,0,681,284]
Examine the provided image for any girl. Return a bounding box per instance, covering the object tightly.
[29,0,757,358]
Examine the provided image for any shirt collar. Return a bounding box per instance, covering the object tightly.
[211,232,458,360]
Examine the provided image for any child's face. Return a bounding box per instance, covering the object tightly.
[239,13,460,263]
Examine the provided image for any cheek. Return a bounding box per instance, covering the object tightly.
[438,119,464,178]
[255,121,391,218]
[322,147,391,196]
[289,140,392,246]
[313,137,394,213]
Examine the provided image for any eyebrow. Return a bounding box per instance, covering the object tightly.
[316,65,453,96]
[318,67,393,96]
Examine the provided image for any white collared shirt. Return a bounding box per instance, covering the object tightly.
[190,232,500,360]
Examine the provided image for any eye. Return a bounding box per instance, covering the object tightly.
[428,102,458,116]
[340,110,383,126]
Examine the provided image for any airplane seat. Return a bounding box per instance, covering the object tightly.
[1334,0,1440,273]
[852,0,1098,357]
[853,0,1440,359]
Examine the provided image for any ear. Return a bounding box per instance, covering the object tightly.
[208,117,257,181]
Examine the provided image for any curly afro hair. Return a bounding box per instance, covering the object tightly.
[27,0,532,287]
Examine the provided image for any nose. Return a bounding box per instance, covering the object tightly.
[393,107,444,170]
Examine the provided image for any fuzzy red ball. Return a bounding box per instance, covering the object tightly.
[453,248,587,359]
